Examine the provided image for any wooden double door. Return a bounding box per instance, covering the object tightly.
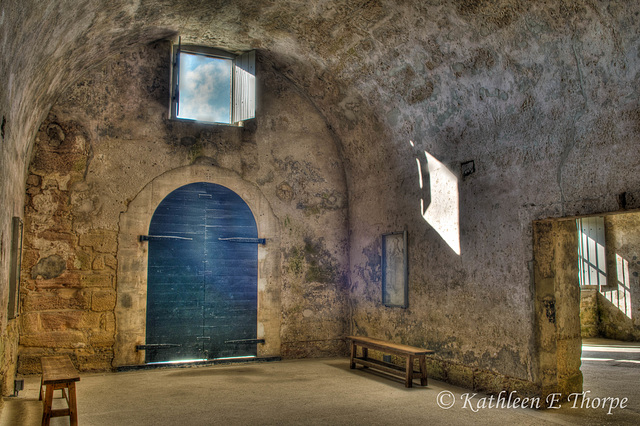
[145,182,258,363]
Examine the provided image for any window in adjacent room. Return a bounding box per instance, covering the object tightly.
[576,216,607,288]
[170,41,255,126]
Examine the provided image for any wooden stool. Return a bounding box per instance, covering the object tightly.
[39,355,80,426]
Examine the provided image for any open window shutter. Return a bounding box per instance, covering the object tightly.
[232,50,256,123]
[171,38,182,119]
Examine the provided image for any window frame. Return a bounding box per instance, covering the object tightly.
[382,230,409,308]
[169,41,255,126]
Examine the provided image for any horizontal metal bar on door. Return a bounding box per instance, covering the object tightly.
[136,343,182,351]
[139,235,194,241]
[224,339,266,345]
[218,237,266,244]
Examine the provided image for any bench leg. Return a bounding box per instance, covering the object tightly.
[405,355,414,388]
[419,355,428,386]
[68,382,78,426]
[350,342,356,369]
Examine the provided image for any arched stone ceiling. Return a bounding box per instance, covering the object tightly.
[0,1,518,169]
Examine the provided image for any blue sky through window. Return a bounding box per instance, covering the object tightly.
[178,52,232,123]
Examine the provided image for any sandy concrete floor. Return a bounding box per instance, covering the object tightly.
[1,339,639,425]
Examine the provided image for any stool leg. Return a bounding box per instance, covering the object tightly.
[39,376,44,401]
[405,355,414,388]
[41,384,54,426]
[68,382,78,426]
[419,355,428,386]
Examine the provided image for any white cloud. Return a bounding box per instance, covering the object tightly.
[178,54,232,123]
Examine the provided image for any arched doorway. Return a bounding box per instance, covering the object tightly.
[145,182,258,363]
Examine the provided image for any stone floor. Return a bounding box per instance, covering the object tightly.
[1,338,639,425]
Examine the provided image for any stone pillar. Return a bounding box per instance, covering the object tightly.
[533,219,583,400]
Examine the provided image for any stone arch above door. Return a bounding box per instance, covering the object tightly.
[114,164,281,367]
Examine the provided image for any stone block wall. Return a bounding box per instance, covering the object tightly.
[19,120,117,373]
[17,40,350,373]
[579,288,599,338]
[533,219,583,399]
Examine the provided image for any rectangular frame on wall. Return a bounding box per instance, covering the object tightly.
[382,230,408,308]
[8,217,23,319]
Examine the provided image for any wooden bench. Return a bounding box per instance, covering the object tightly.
[348,336,434,388]
[39,355,80,426]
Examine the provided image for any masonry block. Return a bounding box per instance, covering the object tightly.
[89,331,116,348]
[79,230,118,253]
[81,273,114,288]
[92,290,117,312]
[20,330,87,348]
[40,310,101,331]
[22,289,91,311]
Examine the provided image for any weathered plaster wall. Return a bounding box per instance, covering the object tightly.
[344,1,640,396]
[17,41,350,373]
[2,0,640,398]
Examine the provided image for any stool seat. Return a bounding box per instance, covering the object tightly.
[39,356,80,426]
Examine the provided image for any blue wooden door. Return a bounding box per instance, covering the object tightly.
[146,182,258,363]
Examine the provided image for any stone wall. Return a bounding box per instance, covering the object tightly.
[533,219,582,400]
[17,41,350,373]
[19,117,120,372]
[580,288,599,338]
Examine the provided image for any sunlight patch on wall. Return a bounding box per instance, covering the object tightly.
[412,141,460,255]
[602,254,633,319]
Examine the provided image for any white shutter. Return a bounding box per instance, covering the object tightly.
[232,50,256,123]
